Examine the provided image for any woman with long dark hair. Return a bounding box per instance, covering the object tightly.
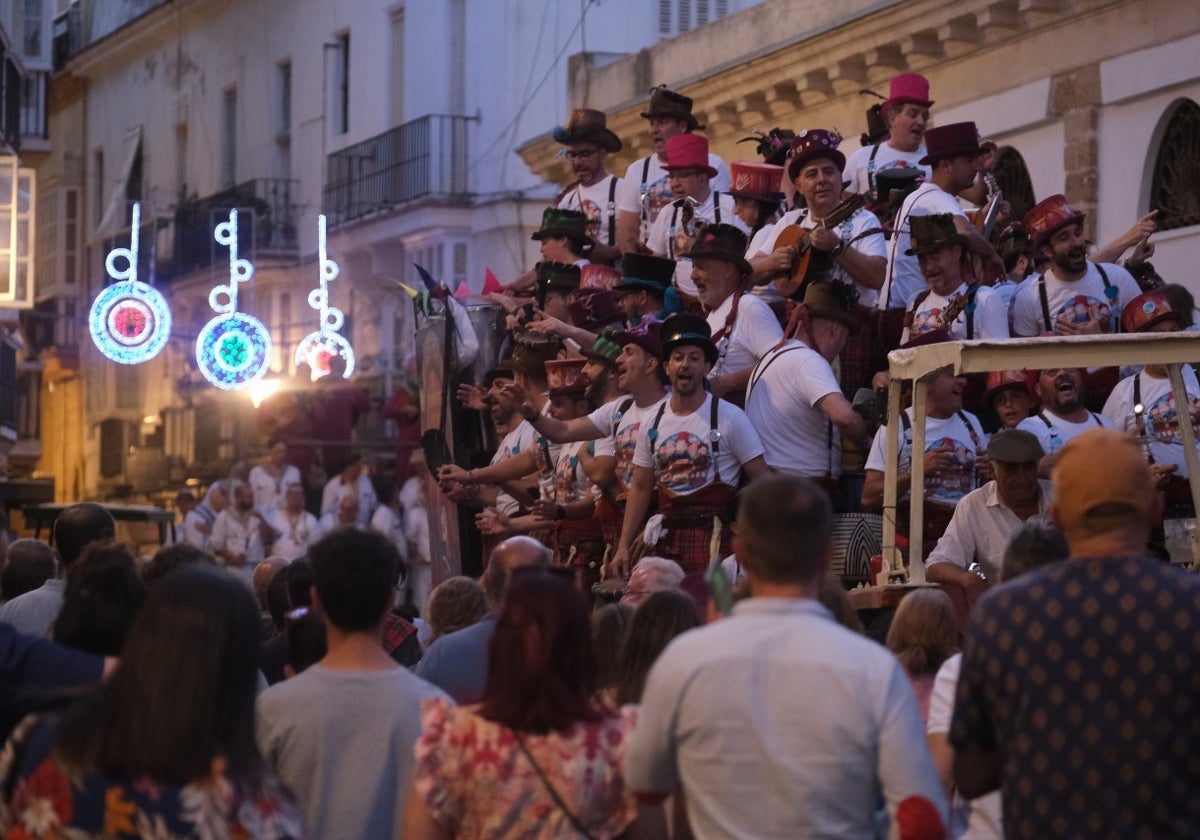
[614,590,701,706]
[0,565,304,838]
[404,567,660,839]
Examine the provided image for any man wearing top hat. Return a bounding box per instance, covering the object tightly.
[612,253,680,322]
[682,224,781,405]
[616,84,731,253]
[503,209,592,294]
[744,281,870,497]
[899,213,1009,344]
[610,314,770,578]
[750,129,888,308]
[881,121,1005,314]
[552,108,630,263]
[844,73,935,199]
[1010,194,1143,337]
[532,260,581,325]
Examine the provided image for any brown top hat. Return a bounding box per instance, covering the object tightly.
[1022,194,1086,247]
[727,161,786,204]
[1122,290,1183,333]
[568,288,626,332]
[544,357,590,396]
[641,84,702,131]
[800,281,861,334]
[786,129,846,181]
[905,213,968,256]
[553,108,622,153]
[663,134,718,179]
[580,263,621,290]
[883,73,934,112]
[500,333,562,381]
[919,121,985,166]
[531,208,592,246]
[686,223,751,276]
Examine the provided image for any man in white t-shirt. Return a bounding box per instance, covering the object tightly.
[749,128,887,308]
[612,314,770,578]
[844,73,935,199]
[900,213,1009,343]
[881,122,1004,312]
[552,108,629,262]
[744,281,870,498]
[617,85,730,253]
[1016,367,1113,476]
[1010,195,1143,337]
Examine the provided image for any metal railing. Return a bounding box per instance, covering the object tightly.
[322,114,472,226]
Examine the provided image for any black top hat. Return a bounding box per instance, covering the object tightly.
[531,208,592,246]
[535,261,582,295]
[874,167,925,205]
[614,253,676,297]
[686,223,751,277]
[660,313,718,365]
[640,84,703,131]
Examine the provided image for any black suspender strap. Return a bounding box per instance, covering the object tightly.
[713,191,721,225]
[956,410,983,452]
[747,346,805,396]
[866,142,882,199]
[1037,274,1052,333]
[964,284,978,339]
[639,157,653,238]
[710,395,723,483]
[1037,410,1052,428]
[607,176,618,247]
[1096,263,1119,333]
[613,396,634,438]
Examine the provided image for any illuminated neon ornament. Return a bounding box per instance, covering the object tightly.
[294,214,355,379]
[89,202,172,364]
[195,209,272,390]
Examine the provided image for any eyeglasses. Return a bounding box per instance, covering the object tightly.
[668,169,706,179]
[564,149,600,160]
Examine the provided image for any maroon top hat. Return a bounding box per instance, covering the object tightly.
[883,73,934,112]
[568,288,626,332]
[663,134,718,179]
[641,84,703,131]
[553,108,622,153]
[919,122,984,166]
[786,129,845,181]
[727,161,785,203]
[686,223,751,276]
[616,315,665,359]
[1122,290,1183,333]
[1022,194,1086,247]
[544,357,590,396]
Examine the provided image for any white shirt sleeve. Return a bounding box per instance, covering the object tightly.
[645,205,672,257]
[735,296,785,361]
[971,285,1011,340]
[709,154,731,193]
[721,402,767,466]
[926,496,977,570]
[925,653,962,736]
[1010,277,1046,337]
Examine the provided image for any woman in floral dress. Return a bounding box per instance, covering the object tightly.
[0,565,305,839]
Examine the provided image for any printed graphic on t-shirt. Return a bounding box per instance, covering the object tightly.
[1055,294,1111,332]
[644,176,672,224]
[910,306,946,338]
[615,421,643,488]
[901,435,975,504]
[655,431,711,494]
[1142,392,1200,445]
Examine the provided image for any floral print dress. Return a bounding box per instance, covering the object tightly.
[0,716,305,840]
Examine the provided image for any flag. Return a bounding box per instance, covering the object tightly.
[482,267,503,294]
[413,263,439,291]
[453,281,470,299]
[396,282,420,299]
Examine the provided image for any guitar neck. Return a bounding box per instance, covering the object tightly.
[819,193,867,229]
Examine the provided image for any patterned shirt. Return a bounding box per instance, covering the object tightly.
[950,555,1200,838]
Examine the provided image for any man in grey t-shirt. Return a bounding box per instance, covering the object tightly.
[256,528,449,838]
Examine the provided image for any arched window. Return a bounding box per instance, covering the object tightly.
[1149,99,1200,231]
[992,146,1036,225]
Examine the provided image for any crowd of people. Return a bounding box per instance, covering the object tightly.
[0,73,1198,839]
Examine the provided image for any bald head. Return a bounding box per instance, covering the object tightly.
[483,536,552,604]
[54,503,117,572]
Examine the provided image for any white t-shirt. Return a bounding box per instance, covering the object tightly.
[745,339,843,477]
[645,191,746,297]
[753,206,888,308]
[843,140,931,197]
[320,473,377,525]
[745,224,786,304]
[632,395,765,494]
[901,282,1010,343]
[1103,367,1200,475]
[266,508,324,562]
[210,508,266,580]
[865,409,988,505]
[248,464,302,513]
[1016,409,1113,456]
[1010,262,1142,337]
[491,420,538,515]
[552,439,598,504]
[882,183,967,310]
[706,292,784,381]
[620,152,732,241]
[369,503,409,562]
[587,394,671,491]
[555,174,634,248]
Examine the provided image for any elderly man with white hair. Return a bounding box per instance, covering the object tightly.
[620,556,686,608]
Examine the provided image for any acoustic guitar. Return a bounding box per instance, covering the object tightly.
[771,193,867,299]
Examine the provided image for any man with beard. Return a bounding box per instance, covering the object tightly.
[611,314,770,578]
[612,253,679,322]
[844,73,935,199]
[744,282,870,498]
[1011,195,1143,337]
[900,214,1009,343]
[553,108,628,263]
[750,128,888,307]
[1017,367,1113,476]
[687,224,782,404]
[881,122,1005,315]
[617,85,730,253]
[211,480,272,586]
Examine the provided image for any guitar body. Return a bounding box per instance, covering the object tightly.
[770,193,868,300]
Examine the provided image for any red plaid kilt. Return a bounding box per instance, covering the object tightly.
[654,516,732,576]
[594,494,625,552]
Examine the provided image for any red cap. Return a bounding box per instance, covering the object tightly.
[1022,194,1085,247]
[663,134,718,178]
[884,73,934,111]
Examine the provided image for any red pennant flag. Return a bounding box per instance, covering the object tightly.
[453,280,471,299]
[482,267,503,295]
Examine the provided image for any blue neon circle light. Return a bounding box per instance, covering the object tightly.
[195,313,272,390]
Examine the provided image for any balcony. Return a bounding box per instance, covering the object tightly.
[322,114,472,227]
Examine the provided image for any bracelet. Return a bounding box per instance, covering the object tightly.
[831,241,845,259]
[466,469,474,485]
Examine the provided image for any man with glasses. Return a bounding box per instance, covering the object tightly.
[552,108,629,263]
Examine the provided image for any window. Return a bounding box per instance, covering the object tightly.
[222,87,237,187]
[277,61,292,142]
[1149,99,1200,232]
[992,146,1037,228]
[335,33,350,135]
[93,148,104,228]
[64,188,78,285]
[175,121,187,197]
[658,0,734,35]
[22,0,42,58]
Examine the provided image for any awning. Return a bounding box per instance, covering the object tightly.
[94,124,142,240]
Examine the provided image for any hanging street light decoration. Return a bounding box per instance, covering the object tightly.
[294,214,354,379]
[89,202,172,364]
[195,209,272,390]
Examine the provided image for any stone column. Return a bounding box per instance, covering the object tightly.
[1050,64,1101,242]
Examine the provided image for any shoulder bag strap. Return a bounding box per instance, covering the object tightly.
[513,733,599,840]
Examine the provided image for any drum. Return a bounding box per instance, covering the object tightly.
[830,512,882,583]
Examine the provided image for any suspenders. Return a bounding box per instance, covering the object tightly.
[1038,264,1116,333]
[648,396,724,482]
[667,193,722,258]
